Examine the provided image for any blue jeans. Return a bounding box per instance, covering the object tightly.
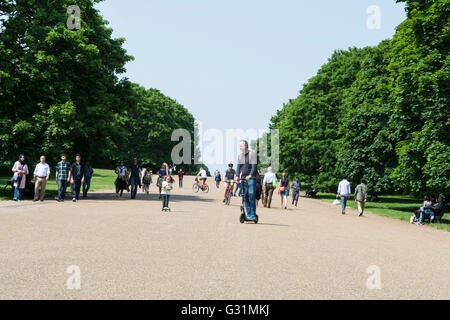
[242,179,256,217]
[130,176,140,199]
[162,194,170,208]
[58,180,68,201]
[341,196,348,212]
[234,183,242,196]
[72,179,82,200]
[418,209,434,223]
[83,177,91,197]
[13,176,22,200]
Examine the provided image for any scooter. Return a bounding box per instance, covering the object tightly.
[239,185,259,224]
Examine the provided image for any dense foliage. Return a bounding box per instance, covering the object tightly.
[0,0,206,173]
[268,0,449,197]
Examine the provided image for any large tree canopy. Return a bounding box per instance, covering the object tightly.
[0,0,206,172]
[268,0,449,197]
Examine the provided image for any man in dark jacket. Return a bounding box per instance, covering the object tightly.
[236,140,258,220]
[71,154,85,202]
[129,157,141,199]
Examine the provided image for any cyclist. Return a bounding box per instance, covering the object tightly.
[223,163,236,203]
[196,167,207,187]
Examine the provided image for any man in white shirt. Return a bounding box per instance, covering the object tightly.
[196,168,207,186]
[33,155,50,202]
[337,175,351,215]
[263,167,276,208]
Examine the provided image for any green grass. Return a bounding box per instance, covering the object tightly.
[318,193,449,232]
[0,168,116,201]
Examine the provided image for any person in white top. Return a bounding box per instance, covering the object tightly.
[263,167,276,208]
[196,167,207,186]
[337,175,351,215]
[33,155,50,202]
[161,175,174,211]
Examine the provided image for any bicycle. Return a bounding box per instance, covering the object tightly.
[193,178,210,193]
[223,180,235,205]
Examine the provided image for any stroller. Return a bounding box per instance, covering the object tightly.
[3,177,35,199]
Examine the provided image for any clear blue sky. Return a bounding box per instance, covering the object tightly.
[96,0,406,172]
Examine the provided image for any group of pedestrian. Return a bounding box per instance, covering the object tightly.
[114,160,187,212]
[337,176,367,216]
[11,153,93,203]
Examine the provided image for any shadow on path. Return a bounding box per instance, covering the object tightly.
[82,192,215,203]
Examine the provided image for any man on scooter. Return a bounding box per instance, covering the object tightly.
[236,140,258,220]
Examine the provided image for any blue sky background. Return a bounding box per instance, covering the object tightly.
[96,0,406,173]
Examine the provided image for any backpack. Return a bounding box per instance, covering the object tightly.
[143,172,152,184]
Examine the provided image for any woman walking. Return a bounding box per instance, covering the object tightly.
[157,163,169,199]
[278,172,290,210]
[115,160,128,198]
[11,154,29,202]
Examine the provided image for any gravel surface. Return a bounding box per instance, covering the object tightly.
[0,176,449,300]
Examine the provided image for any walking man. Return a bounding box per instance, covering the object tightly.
[129,157,141,199]
[263,167,276,208]
[236,140,258,220]
[82,160,94,198]
[55,153,71,202]
[337,175,351,215]
[354,179,368,216]
[291,177,301,207]
[33,155,50,202]
[178,169,184,188]
[71,154,85,202]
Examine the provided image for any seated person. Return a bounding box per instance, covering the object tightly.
[419,195,433,213]
[306,188,318,198]
[416,196,444,225]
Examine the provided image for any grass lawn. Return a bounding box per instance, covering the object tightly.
[318,193,449,232]
[0,168,116,201]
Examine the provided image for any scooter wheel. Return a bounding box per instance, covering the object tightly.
[239,215,245,224]
[254,215,259,224]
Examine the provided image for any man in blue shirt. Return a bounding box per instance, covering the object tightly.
[236,140,258,220]
[223,163,236,203]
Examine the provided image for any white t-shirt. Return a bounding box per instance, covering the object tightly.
[34,162,50,177]
[263,172,276,185]
[161,181,173,195]
[198,169,207,178]
[337,179,351,196]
